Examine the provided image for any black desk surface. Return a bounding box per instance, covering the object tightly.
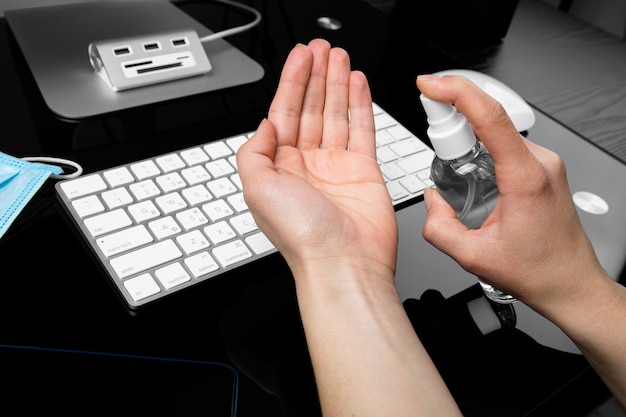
[0,0,620,415]
[471,0,626,165]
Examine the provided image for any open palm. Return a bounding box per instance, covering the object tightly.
[237,40,398,274]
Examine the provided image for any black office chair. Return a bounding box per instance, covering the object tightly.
[389,0,520,52]
[403,285,612,417]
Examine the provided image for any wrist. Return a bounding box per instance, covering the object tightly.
[534,265,621,342]
[288,254,399,315]
[292,254,395,292]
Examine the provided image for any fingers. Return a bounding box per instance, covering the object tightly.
[347,70,376,158]
[320,46,351,150]
[267,43,314,148]
[422,187,473,254]
[298,39,332,150]
[268,39,363,152]
[236,119,278,192]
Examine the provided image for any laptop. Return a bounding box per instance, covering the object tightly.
[5,0,264,120]
[394,106,626,354]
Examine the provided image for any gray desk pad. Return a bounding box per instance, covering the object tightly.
[5,0,264,120]
[0,0,102,17]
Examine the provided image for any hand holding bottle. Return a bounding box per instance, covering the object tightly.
[417,74,606,312]
[417,73,626,408]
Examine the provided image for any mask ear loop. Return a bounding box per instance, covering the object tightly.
[21,156,83,179]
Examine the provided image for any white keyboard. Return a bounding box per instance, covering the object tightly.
[56,103,434,309]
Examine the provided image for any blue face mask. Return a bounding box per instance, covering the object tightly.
[0,151,64,239]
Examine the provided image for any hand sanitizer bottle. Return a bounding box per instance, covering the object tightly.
[421,94,516,304]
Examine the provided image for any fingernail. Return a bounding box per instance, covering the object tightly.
[417,74,443,81]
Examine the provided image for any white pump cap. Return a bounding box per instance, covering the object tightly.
[420,94,477,160]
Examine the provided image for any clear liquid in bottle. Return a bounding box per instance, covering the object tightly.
[421,94,517,304]
[430,142,499,230]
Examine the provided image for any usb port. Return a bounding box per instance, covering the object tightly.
[143,41,161,52]
[113,46,132,56]
[171,37,188,47]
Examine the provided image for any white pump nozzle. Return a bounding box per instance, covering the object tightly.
[420,94,477,160]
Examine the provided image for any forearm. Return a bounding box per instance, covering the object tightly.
[536,270,626,408]
[292,260,462,417]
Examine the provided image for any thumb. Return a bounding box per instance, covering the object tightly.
[422,187,471,256]
[237,118,277,181]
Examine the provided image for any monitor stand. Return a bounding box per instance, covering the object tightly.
[5,0,265,120]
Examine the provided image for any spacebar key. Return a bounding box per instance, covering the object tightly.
[110,240,182,279]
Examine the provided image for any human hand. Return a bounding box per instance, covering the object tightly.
[237,39,398,280]
[417,74,609,316]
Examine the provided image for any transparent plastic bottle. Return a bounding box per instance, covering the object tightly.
[421,94,516,304]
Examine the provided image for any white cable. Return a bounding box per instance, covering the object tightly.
[199,0,262,43]
[22,156,84,179]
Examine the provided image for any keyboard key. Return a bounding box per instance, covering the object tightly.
[206,159,235,178]
[390,138,428,157]
[387,124,413,140]
[156,153,185,173]
[176,230,210,255]
[206,177,238,198]
[202,199,234,221]
[376,129,396,147]
[124,273,161,302]
[227,192,248,212]
[148,216,182,239]
[226,135,248,153]
[380,163,405,181]
[101,187,133,209]
[229,155,239,170]
[129,179,161,200]
[110,239,182,279]
[400,175,427,194]
[72,195,105,218]
[246,232,275,254]
[386,181,410,202]
[176,207,208,231]
[181,165,210,185]
[184,251,219,278]
[130,160,160,180]
[156,172,186,193]
[180,147,210,165]
[396,150,435,174]
[155,192,187,214]
[128,200,160,223]
[212,239,252,268]
[84,209,132,237]
[59,174,107,199]
[204,221,236,245]
[230,173,242,190]
[204,141,233,159]
[182,184,213,206]
[230,212,257,235]
[154,262,191,290]
[96,225,153,258]
[376,146,398,163]
[103,167,134,187]
[374,112,396,129]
